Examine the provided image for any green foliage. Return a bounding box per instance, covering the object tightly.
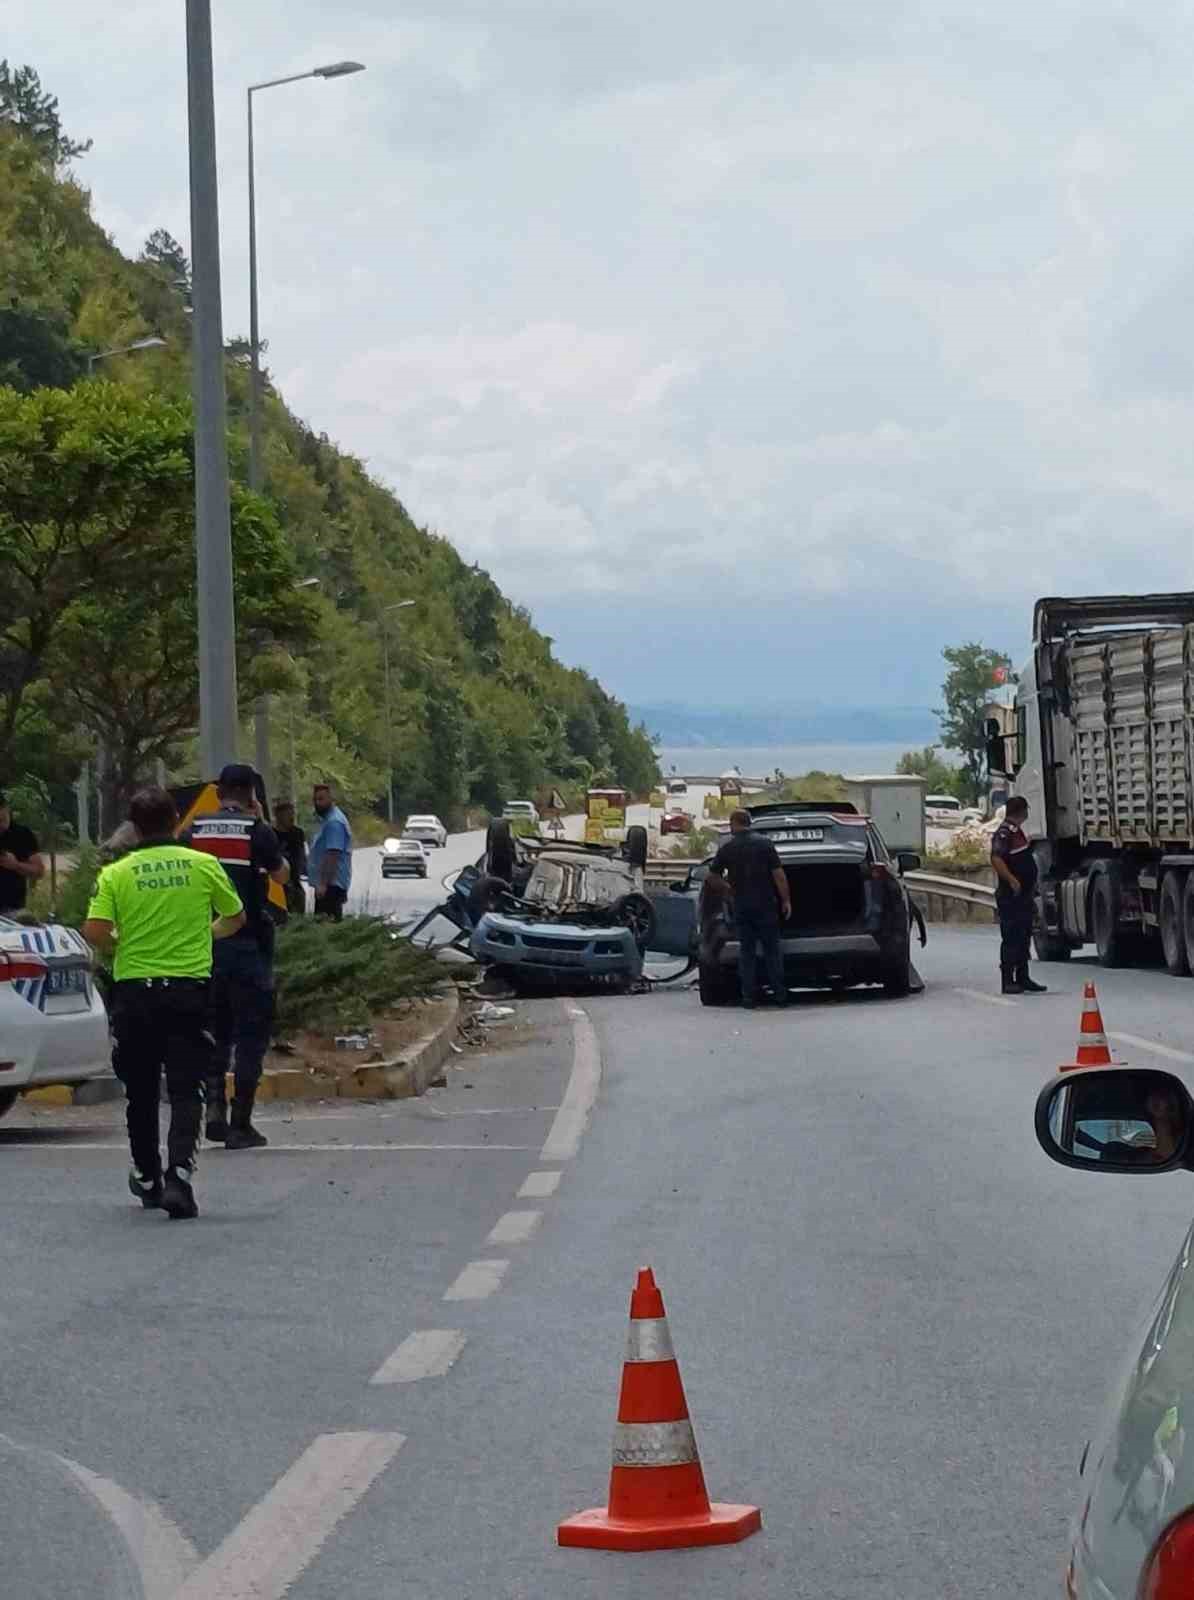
[926,835,993,874]
[777,770,849,803]
[0,60,91,165]
[895,745,963,798]
[938,643,1012,802]
[52,844,101,927]
[272,916,446,1036]
[666,825,718,858]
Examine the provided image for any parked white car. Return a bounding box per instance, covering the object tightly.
[924,794,963,825]
[0,917,111,1119]
[401,814,448,849]
[502,800,540,827]
[1036,1066,1194,1596]
[382,837,429,879]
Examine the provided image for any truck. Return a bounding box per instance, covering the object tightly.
[841,776,926,857]
[988,592,1194,972]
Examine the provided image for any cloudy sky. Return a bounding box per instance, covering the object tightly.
[13,2,1194,710]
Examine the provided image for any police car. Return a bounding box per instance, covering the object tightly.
[0,917,111,1120]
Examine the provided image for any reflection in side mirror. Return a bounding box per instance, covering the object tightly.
[897,852,922,874]
[1035,1069,1194,1174]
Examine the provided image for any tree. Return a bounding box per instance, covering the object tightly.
[0,61,91,165]
[895,745,964,798]
[140,228,192,310]
[938,643,1013,802]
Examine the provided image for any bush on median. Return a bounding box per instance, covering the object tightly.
[273,915,447,1037]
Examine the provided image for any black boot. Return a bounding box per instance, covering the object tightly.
[161,1166,198,1220]
[1017,967,1047,994]
[205,1073,228,1143]
[226,1097,268,1151]
[128,1167,163,1209]
[1001,967,1025,996]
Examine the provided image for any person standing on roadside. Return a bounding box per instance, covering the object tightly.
[0,790,46,915]
[990,795,1046,996]
[709,809,792,1008]
[184,765,288,1149]
[82,787,245,1219]
[272,799,308,916]
[309,782,352,919]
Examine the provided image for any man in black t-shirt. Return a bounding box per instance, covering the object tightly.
[184,765,288,1147]
[990,795,1045,996]
[710,810,793,1008]
[0,791,46,914]
[272,799,308,916]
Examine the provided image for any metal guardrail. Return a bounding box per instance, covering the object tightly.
[904,870,996,908]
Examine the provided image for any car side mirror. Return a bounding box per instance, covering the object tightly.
[1035,1068,1194,1174]
[897,852,921,874]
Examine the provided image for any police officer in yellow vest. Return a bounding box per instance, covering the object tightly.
[83,787,245,1219]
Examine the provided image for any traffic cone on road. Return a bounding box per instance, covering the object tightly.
[1059,982,1114,1072]
[557,1267,762,1552]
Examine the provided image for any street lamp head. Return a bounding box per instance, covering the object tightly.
[130,336,168,353]
[385,600,416,613]
[292,577,321,589]
[313,60,366,78]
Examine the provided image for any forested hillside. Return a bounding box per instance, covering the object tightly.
[0,63,657,832]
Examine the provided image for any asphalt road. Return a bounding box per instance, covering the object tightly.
[6,926,1194,1596]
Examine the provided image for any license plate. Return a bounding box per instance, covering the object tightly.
[770,828,825,843]
[47,966,88,995]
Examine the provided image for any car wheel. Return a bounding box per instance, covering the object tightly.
[613,892,655,950]
[1091,875,1127,968]
[486,818,515,880]
[624,825,648,871]
[1161,870,1189,976]
[0,1089,18,1121]
[881,948,911,997]
[698,961,735,1006]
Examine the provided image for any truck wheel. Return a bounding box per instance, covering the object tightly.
[0,1089,18,1121]
[1181,874,1194,976]
[1161,870,1189,976]
[1091,876,1127,968]
[698,962,734,1007]
[1032,892,1073,962]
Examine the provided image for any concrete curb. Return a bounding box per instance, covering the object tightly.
[22,988,462,1110]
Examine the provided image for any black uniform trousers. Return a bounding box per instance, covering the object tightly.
[736,907,787,1002]
[997,888,1034,975]
[110,979,211,1176]
[207,936,275,1121]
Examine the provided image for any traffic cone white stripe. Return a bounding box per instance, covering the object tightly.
[625,1319,675,1362]
[611,1420,699,1468]
[1080,1031,1108,1048]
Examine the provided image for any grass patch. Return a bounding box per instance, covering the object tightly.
[273,915,447,1036]
[665,826,718,859]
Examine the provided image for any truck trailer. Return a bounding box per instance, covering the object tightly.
[989,592,1194,971]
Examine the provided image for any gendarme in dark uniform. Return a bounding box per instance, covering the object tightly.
[990,797,1046,996]
[184,765,287,1149]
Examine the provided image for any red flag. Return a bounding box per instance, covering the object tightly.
[992,666,1008,684]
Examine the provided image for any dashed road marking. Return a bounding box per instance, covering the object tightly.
[173,1430,404,1600]
[0,1143,537,1153]
[444,1259,510,1301]
[370,1330,467,1386]
[1108,1032,1194,1065]
[487,1210,542,1245]
[517,1170,563,1199]
[540,1005,602,1161]
[953,987,1017,1009]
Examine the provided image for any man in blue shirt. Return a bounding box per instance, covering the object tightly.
[309,783,353,919]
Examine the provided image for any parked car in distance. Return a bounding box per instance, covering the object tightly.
[673,802,921,1006]
[502,800,540,837]
[381,837,429,878]
[401,814,448,849]
[660,810,693,836]
[666,778,689,797]
[924,794,963,824]
[1035,1066,1194,1598]
[0,917,111,1120]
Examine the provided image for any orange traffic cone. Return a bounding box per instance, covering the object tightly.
[1059,982,1114,1072]
[557,1268,762,1552]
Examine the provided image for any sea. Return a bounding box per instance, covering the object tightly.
[655,743,943,781]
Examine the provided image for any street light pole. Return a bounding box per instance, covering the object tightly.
[246,59,365,784]
[187,0,239,777]
[87,336,167,373]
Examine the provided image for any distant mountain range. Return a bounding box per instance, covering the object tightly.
[627,702,941,747]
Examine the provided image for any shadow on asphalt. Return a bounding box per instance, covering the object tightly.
[0,1125,118,1146]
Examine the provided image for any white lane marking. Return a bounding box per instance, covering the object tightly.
[370,1330,467,1386]
[1108,1032,1194,1065]
[444,1259,509,1300]
[61,1455,198,1600]
[953,987,1017,1009]
[0,1142,537,1153]
[486,1209,542,1245]
[518,1169,563,1199]
[173,1430,404,1600]
[540,1006,602,1162]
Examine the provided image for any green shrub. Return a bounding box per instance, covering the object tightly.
[926,836,992,874]
[666,826,718,859]
[273,915,446,1036]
